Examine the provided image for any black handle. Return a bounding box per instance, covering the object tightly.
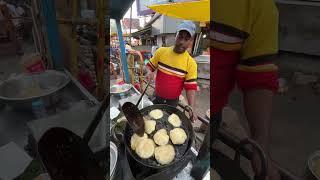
[181,104,194,122]
[198,116,210,126]
[83,94,110,144]
[143,79,155,89]
[233,139,268,180]
[136,82,150,106]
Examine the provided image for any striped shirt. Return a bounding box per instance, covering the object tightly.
[147,47,197,100]
[212,0,279,70]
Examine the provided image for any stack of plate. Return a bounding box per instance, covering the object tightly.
[110,142,118,180]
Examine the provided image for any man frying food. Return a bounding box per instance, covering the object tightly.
[146,21,198,122]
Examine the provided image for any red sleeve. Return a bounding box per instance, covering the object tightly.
[184,79,198,90]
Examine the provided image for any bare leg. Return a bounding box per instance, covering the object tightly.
[243,89,280,180]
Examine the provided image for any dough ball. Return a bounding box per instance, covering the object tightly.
[144,119,156,134]
[168,113,181,127]
[170,128,187,145]
[130,133,147,150]
[153,129,169,146]
[149,109,163,120]
[135,138,155,159]
[155,145,175,165]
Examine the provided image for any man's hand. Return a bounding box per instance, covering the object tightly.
[191,111,198,123]
[146,68,154,82]
[186,90,197,122]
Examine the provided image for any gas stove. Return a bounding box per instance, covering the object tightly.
[113,144,197,180]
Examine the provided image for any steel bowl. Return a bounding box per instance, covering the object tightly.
[0,70,70,110]
[110,84,131,95]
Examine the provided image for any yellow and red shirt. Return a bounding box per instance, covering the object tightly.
[212,0,279,112]
[147,47,197,100]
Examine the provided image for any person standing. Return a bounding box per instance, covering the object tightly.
[146,20,198,122]
[212,0,280,179]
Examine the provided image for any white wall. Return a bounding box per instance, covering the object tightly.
[152,15,183,36]
[165,34,176,46]
[277,3,320,56]
[156,36,162,47]
[156,34,176,47]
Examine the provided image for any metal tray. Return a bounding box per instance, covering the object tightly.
[110,84,132,95]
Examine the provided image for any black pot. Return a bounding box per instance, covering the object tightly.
[123,104,195,170]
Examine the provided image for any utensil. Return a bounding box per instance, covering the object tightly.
[0,70,70,110]
[38,128,106,180]
[110,84,131,95]
[136,82,150,106]
[123,104,195,169]
[121,82,150,136]
[38,95,109,179]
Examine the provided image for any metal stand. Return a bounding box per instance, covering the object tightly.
[40,0,63,70]
[116,18,130,82]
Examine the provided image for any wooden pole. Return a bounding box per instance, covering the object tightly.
[71,0,78,76]
[116,19,130,82]
[136,51,144,92]
[96,0,105,100]
[129,5,132,44]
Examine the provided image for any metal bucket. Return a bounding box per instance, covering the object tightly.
[0,70,70,110]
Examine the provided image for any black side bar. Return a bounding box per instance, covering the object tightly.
[217,129,302,180]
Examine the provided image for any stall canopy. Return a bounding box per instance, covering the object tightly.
[131,26,151,39]
[110,0,135,19]
[148,0,210,22]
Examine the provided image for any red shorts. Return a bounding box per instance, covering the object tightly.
[211,48,279,113]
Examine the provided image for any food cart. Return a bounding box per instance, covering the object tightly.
[108,1,211,180]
